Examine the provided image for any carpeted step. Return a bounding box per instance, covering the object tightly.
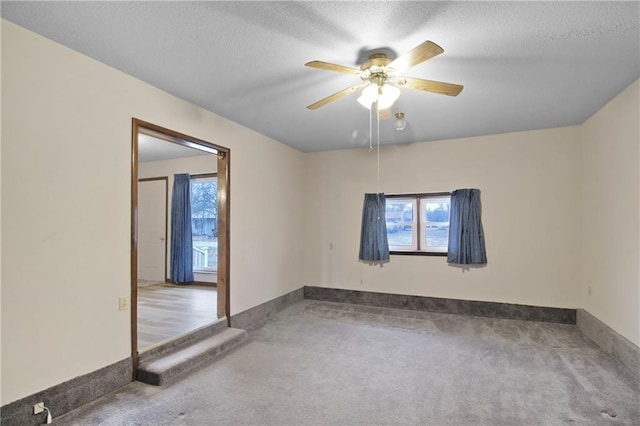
[137,328,247,385]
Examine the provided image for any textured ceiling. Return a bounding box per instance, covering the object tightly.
[2,1,639,152]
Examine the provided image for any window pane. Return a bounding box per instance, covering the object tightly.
[424,225,449,248]
[191,178,218,271]
[421,197,450,252]
[386,198,417,250]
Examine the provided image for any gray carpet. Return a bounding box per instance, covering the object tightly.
[58,300,639,425]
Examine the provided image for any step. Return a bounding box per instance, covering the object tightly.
[136,328,248,385]
[138,317,229,363]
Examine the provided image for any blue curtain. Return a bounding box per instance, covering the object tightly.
[359,193,390,263]
[447,188,487,265]
[170,174,194,283]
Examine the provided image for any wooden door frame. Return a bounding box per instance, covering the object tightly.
[131,118,231,372]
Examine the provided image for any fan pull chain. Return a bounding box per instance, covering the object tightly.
[369,103,373,151]
[376,100,380,194]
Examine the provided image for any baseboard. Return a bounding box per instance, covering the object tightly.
[577,309,640,381]
[190,281,217,288]
[164,279,216,287]
[0,358,132,426]
[230,287,304,330]
[304,286,576,324]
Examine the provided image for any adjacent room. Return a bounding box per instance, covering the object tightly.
[136,131,220,350]
[1,2,638,425]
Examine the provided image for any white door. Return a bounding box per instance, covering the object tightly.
[138,179,167,283]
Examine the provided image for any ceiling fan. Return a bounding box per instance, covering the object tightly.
[305,40,463,111]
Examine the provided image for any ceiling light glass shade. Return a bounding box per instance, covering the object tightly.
[357,84,379,107]
[394,112,407,131]
[357,84,401,110]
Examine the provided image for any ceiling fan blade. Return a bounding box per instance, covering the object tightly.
[305,61,361,75]
[389,41,444,73]
[306,83,367,110]
[401,76,463,97]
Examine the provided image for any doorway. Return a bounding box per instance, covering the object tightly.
[131,118,230,369]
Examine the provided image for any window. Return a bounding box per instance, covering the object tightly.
[190,175,218,272]
[386,193,451,255]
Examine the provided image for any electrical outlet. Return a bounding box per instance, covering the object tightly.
[33,402,44,415]
[588,286,592,296]
[119,297,128,311]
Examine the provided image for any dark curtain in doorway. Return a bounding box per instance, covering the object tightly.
[170,173,194,283]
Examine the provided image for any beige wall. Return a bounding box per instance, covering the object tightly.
[302,127,583,309]
[139,154,218,282]
[139,154,218,179]
[1,20,304,404]
[0,31,3,403]
[580,79,640,346]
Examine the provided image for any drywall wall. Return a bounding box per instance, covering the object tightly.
[302,126,583,309]
[138,153,218,178]
[580,79,639,346]
[0,45,3,405]
[1,20,304,404]
[139,154,218,282]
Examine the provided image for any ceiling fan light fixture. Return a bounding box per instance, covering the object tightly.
[380,84,400,109]
[357,83,400,110]
[356,84,379,108]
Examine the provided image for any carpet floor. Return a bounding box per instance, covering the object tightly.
[58,300,639,425]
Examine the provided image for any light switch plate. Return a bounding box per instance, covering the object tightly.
[119,297,128,311]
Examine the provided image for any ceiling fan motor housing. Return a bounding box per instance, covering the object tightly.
[360,53,393,71]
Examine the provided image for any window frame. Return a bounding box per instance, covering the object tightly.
[386,192,451,257]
